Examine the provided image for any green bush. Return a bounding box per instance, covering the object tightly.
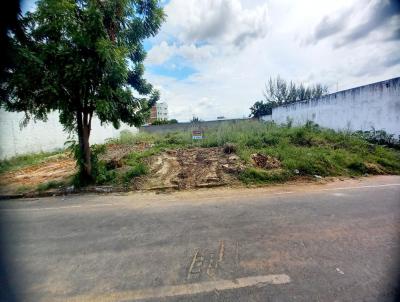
[355,129,399,149]
[94,160,117,185]
[261,134,280,146]
[151,119,179,125]
[66,140,108,186]
[289,128,313,146]
[123,162,148,183]
[347,161,367,174]
[223,143,237,154]
[37,180,65,192]
[239,167,291,184]
[377,157,400,171]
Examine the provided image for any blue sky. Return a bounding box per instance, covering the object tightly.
[21,0,400,121]
[21,0,36,13]
[145,0,400,121]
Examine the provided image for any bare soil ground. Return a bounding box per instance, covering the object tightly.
[141,147,245,190]
[0,143,150,195]
[0,154,76,194]
[0,145,249,195]
[101,142,150,162]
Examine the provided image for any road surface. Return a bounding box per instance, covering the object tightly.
[1,176,400,302]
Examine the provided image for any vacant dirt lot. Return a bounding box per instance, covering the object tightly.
[0,154,76,194]
[142,147,245,190]
[0,141,157,195]
[0,146,249,195]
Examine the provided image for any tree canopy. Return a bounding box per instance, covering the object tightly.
[249,101,273,119]
[1,0,165,182]
[250,76,328,118]
[263,76,328,106]
[151,119,178,125]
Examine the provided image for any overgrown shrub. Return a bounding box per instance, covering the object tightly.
[123,162,148,183]
[355,129,399,149]
[304,120,320,131]
[289,128,313,146]
[239,167,291,184]
[12,120,399,190]
[347,161,367,174]
[66,140,107,186]
[261,134,280,146]
[223,143,237,154]
[37,180,65,192]
[118,130,137,144]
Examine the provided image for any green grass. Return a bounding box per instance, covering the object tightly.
[37,180,66,192]
[15,185,34,194]
[116,121,400,185]
[123,162,148,184]
[4,121,400,191]
[239,168,291,184]
[102,131,193,185]
[0,150,63,174]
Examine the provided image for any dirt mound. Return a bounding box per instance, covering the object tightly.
[0,154,76,194]
[251,153,281,169]
[0,145,246,194]
[143,147,245,190]
[364,162,385,174]
[100,142,150,168]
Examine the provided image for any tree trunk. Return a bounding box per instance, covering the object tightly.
[76,110,92,182]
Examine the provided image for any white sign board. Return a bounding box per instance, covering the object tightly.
[192,130,203,140]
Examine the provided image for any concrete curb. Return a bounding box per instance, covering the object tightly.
[0,186,129,200]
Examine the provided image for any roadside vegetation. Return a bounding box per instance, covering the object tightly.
[1,121,399,195]
[106,121,400,184]
[0,150,63,174]
[151,119,179,125]
[124,121,400,184]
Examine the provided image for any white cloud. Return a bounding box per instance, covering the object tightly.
[144,0,400,122]
[164,0,269,46]
[146,0,269,66]
[146,42,215,66]
[146,41,176,65]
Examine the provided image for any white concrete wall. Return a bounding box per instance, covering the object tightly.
[0,110,138,159]
[262,77,400,137]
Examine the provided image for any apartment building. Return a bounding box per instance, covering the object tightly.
[149,102,168,123]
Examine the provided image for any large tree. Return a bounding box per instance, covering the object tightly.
[1,0,165,182]
[263,76,328,106]
[250,76,328,118]
[249,101,273,119]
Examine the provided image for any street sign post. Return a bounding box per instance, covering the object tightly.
[192,129,203,140]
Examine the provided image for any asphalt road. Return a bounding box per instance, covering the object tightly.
[1,176,400,302]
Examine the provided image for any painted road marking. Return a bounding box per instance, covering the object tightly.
[189,240,227,280]
[321,183,400,191]
[187,250,202,280]
[332,192,347,197]
[218,240,225,263]
[206,252,216,278]
[62,274,290,302]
